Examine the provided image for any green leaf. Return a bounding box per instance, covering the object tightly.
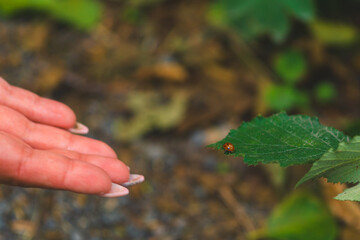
[252,0,290,42]
[279,0,315,21]
[264,84,309,111]
[0,0,102,30]
[334,183,360,201]
[206,2,228,27]
[0,0,51,14]
[297,136,360,186]
[226,0,261,19]
[48,0,102,30]
[248,192,337,240]
[315,82,337,103]
[208,0,315,42]
[208,112,349,166]
[229,0,290,42]
[310,20,358,46]
[273,49,307,84]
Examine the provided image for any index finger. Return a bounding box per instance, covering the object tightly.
[0,77,76,129]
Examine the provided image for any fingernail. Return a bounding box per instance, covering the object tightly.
[121,174,145,187]
[100,183,129,197]
[69,122,89,134]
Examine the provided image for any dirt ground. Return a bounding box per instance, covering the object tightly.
[0,0,359,239]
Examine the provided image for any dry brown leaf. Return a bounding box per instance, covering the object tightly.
[321,179,360,232]
[153,62,188,82]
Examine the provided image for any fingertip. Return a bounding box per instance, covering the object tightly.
[121,174,145,187]
[93,141,118,158]
[92,177,113,195]
[49,100,77,129]
[65,110,77,129]
[68,122,89,135]
[80,170,113,195]
[113,161,130,184]
[0,78,76,128]
[100,183,129,197]
[61,160,113,195]
[32,97,77,129]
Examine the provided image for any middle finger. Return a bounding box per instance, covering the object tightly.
[48,148,130,184]
[0,105,117,158]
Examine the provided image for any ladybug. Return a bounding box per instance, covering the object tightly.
[223,142,235,153]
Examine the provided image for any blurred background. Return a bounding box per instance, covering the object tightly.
[0,0,359,239]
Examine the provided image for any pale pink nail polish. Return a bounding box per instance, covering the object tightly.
[121,174,145,187]
[101,183,129,197]
[69,122,89,134]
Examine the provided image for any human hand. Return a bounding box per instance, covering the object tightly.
[0,77,144,197]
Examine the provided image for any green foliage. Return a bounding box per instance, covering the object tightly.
[334,183,360,201]
[315,82,337,103]
[266,50,337,111]
[274,49,307,85]
[310,20,358,46]
[209,113,360,202]
[265,84,308,111]
[0,0,102,30]
[298,136,360,186]
[248,192,337,240]
[207,0,315,42]
[264,49,309,111]
[208,112,348,167]
[278,0,315,21]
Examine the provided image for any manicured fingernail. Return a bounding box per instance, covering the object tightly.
[69,122,89,134]
[121,174,145,187]
[100,183,129,197]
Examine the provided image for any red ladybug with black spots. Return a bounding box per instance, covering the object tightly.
[223,142,235,153]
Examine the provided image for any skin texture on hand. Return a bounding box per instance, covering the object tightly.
[0,77,131,197]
